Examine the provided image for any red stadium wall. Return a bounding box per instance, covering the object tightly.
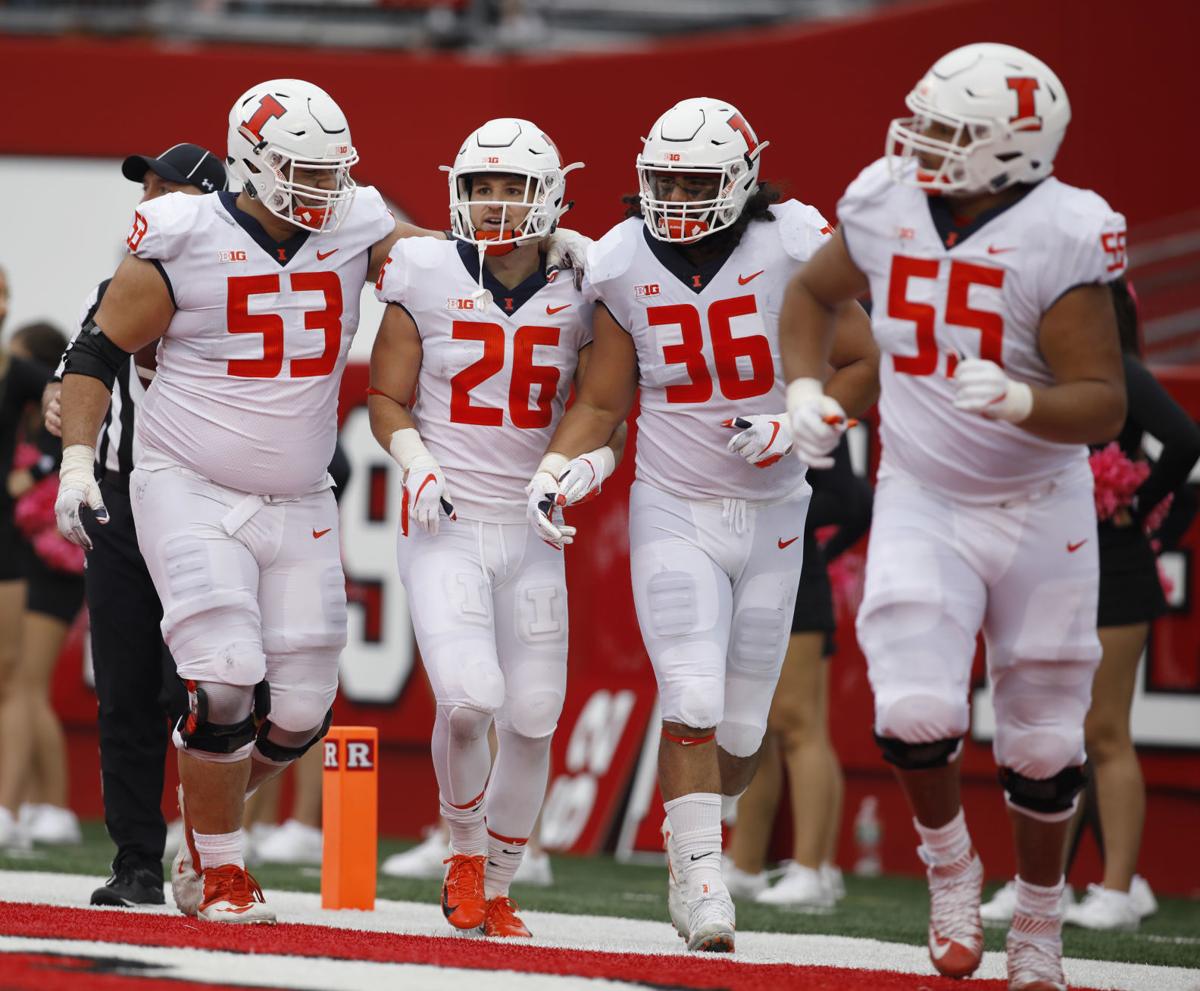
[10,0,1199,893]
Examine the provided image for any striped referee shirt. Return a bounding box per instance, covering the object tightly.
[56,279,144,478]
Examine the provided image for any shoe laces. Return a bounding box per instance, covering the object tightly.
[488,896,521,923]
[204,865,265,906]
[691,888,736,927]
[1008,923,1063,980]
[928,853,981,941]
[443,854,485,901]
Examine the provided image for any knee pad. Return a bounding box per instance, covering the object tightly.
[440,703,495,744]
[715,719,764,759]
[991,659,1092,779]
[999,764,1087,821]
[174,679,264,762]
[502,688,565,740]
[657,643,724,731]
[875,733,963,771]
[875,693,970,746]
[255,707,334,765]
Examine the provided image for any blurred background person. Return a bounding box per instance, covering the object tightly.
[42,144,225,903]
[983,280,1200,931]
[725,435,872,907]
[0,319,85,850]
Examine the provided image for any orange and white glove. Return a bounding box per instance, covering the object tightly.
[951,358,1033,423]
[722,414,793,468]
[389,428,456,536]
[526,453,577,549]
[786,378,848,470]
[557,446,616,505]
[545,228,593,290]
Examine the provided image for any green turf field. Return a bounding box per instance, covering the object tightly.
[3,821,1197,970]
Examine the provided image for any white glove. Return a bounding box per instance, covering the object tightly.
[557,446,616,505]
[951,358,1033,423]
[389,428,455,536]
[526,453,577,550]
[722,414,793,468]
[786,378,848,470]
[55,444,107,549]
[545,228,593,290]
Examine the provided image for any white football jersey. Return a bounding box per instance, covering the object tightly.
[839,158,1128,503]
[129,187,394,496]
[375,238,593,523]
[587,201,830,502]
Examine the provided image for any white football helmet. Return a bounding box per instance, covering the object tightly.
[886,43,1070,195]
[443,118,582,252]
[226,79,359,233]
[637,97,768,243]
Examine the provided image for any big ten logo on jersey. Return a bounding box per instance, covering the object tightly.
[635,283,661,299]
[218,250,248,263]
[886,255,1004,378]
[447,297,478,310]
[540,689,636,851]
[336,383,417,706]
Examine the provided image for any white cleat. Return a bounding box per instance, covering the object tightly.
[661,819,690,940]
[0,806,32,852]
[197,864,276,924]
[820,862,846,902]
[1064,883,1139,931]
[722,856,767,899]
[1007,909,1066,991]
[381,829,450,879]
[755,861,834,910]
[1130,874,1158,919]
[171,785,203,917]
[984,878,1076,925]
[254,819,323,865]
[513,848,554,887]
[924,848,984,979]
[26,805,83,845]
[686,881,736,953]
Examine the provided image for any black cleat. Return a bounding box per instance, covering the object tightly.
[90,864,166,906]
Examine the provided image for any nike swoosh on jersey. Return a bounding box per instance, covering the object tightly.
[313,528,332,539]
[738,270,764,285]
[778,536,799,549]
[1067,539,1087,552]
[316,248,339,261]
[986,245,1016,255]
[546,303,571,315]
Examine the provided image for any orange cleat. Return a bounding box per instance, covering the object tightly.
[197,864,275,924]
[441,854,488,930]
[482,895,532,938]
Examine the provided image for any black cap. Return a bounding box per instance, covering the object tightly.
[121,143,227,194]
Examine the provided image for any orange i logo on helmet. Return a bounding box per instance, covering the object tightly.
[238,94,287,148]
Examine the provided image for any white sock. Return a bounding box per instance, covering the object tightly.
[720,790,745,825]
[914,809,971,866]
[440,791,487,856]
[193,828,245,870]
[664,793,724,896]
[1016,876,1065,919]
[484,826,526,900]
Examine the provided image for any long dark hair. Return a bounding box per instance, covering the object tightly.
[621,182,784,250]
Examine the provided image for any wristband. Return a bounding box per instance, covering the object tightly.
[388,428,432,471]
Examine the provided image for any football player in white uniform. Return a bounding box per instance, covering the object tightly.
[778,44,1127,991]
[52,81,588,925]
[529,98,878,952]
[369,118,622,939]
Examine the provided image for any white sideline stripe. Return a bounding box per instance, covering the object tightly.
[1,871,1197,991]
[0,936,640,991]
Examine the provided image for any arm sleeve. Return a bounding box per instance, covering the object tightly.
[55,280,111,382]
[1125,355,1200,520]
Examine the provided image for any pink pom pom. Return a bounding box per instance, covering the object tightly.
[1143,493,1174,536]
[13,476,58,538]
[1088,442,1149,521]
[31,527,84,575]
[12,442,39,471]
